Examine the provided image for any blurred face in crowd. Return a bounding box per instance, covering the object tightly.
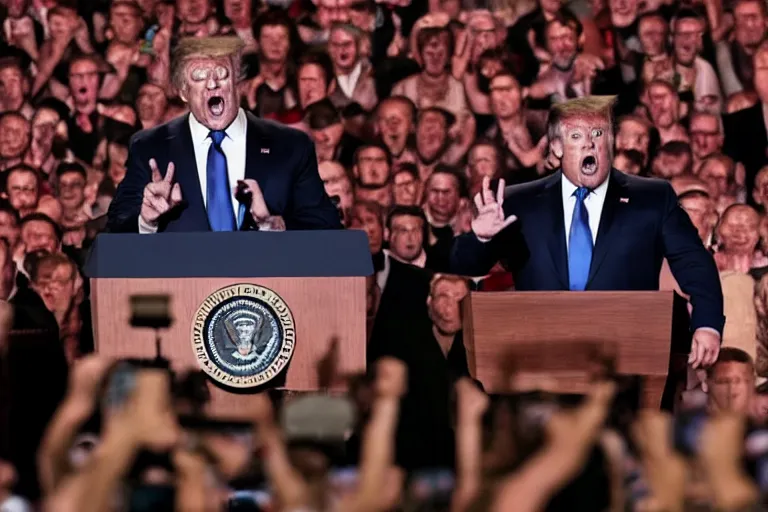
[388,214,424,262]
[552,113,613,189]
[21,219,59,253]
[0,211,19,247]
[613,151,641,175]
[329,27,359,74]
[652,150,690,179]
[754,46,768,103]
[469,15,498,61]
[0,113,30,160]
[426,172,460,223]
[428,277,469,335]
[179,56,239,132]
[377,99,413,157]
[110,3,143,44]
[354,146,390,187]
[616,118,650,164]
[734,0,767,50]
[298,63,329,109]
[259,24,290,64]
[31,108,60,155]
[638,15,667,57]
[546,20,579,69]
[672,17,704,67]
[708,360,755,414]
[680,193,716,243]
[647,82,680,129]
[393,169,420,206]
[540,0,563,15]
[718,205,760,255]
[178,0,211,24]
[609,0,638,28]
[416,110,449,163]
[319,161,348,196]
[49,10,75,41]
[58,170,86,212]
[420,32,450,77]
[468,143,499,183]
[6,0,31,18]
[752,392,768,423]
[310,121,345,156]
[355,184,392,209]
[316,0,351,29]
[69,58,101,111]
[137,83,168,125]
[689,114,723,160]
[108,143,128,185]
[489,74,522,120]
[754,167,768,207]
[699,157,733,199]
[7,169,38,216]
[224,0,251,25]
[350,203,383,254]
[0,64,27,112]
[35,260,76,316]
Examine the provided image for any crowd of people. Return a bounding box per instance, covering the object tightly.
[2,0,768,508]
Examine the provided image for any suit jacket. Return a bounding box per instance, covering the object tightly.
[107,112,343,233]
[450,169,725,334]
[723,103,767,205]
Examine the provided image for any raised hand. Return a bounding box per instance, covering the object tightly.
[471,176,517,240]
[141,159,182,226]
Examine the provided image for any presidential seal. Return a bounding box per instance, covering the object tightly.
[191,284,296,388]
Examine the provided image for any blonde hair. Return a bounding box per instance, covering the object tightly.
[170,36,245,93]
[547,95,617,142]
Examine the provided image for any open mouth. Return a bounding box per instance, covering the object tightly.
[208,96,225,116]
[581,155,597,174]
[77,87,87,95]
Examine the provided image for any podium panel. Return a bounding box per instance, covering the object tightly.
[86,231,371,418]
[463,291,674,407]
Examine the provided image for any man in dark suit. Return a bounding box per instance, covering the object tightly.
[107,36,342,233]
[451,96,724,369]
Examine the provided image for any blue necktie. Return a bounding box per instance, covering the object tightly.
[207,130,236,232]
[568,187,593,291]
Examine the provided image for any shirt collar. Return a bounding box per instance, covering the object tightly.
[188,107,247,145]
[561,171,610,201]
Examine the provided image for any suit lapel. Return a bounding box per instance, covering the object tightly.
[165,115,209,230]
[587,169,628,286]
[541,172,569,289]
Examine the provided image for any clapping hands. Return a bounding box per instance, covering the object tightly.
[471,176,517,240]
[141,159,183,227]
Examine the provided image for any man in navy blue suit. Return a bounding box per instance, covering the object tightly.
[451,96,724,369]
[107,36,342,234]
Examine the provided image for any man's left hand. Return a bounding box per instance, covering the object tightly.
[689,329,721,369]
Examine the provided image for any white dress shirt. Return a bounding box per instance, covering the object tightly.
[139,108,248,233]
[336,61,362,99]
[561,174,609,253]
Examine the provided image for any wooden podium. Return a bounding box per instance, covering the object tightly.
[85,230,372,418]
[463,291,674,407]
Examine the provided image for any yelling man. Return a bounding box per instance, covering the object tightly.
[451,96,724,369]
[108,37,341,233]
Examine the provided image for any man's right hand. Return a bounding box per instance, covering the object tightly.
[141,158,182,227]
[471,176,517,240]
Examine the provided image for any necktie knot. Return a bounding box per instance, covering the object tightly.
[574,186,590,202]
[209,130,226,146]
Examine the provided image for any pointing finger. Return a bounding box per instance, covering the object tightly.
[482,176,494,205]
[170,182,182,205]
[149,158,161,182]
[501,214,517,229]
[163,161,175,183]
[473,192,483,210]
[496,178,506,206]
